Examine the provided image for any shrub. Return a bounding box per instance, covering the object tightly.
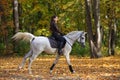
[71,42,90,57]
[14,41,30,56]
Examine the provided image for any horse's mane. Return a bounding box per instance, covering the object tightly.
[66,31,80,36]
[65,31,84,39]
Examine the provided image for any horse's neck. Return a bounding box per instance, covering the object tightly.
[64,31,80,46]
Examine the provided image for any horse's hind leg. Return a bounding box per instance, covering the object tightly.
[50,54,60,73]
[28,51,41,74]
[18,50,32,70]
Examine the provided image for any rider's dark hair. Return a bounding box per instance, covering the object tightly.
[51,15,57,22]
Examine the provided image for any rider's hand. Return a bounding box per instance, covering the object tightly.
[60,33,64,36]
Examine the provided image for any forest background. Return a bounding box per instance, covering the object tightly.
[0,0,120,58]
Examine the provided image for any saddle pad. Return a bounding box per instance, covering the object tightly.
[48,37,66,48]
[48,37,58,48]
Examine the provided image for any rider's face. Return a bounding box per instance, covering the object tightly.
[54,16,58,23]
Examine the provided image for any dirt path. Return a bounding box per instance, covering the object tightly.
[0,56,120,80]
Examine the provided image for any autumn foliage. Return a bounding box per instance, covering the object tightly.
[0,56,120,80]
[0,0,120,79]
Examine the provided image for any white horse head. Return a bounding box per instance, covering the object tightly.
[12,31,87,74]
[64,31,87,47]
[76,31,87,47]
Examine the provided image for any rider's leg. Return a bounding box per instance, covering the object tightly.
[58,36,66,55]
[53,33,65,55]
[58,41,64,55]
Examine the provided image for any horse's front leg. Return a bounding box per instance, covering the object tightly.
[64,53,75,73]
[50,54,60,73]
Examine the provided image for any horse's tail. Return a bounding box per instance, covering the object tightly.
[12,32,35,42]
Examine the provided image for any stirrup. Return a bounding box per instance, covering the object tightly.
[58,49,62,55]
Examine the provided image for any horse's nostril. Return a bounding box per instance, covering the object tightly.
[81,43,85,48]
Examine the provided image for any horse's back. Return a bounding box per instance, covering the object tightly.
[31,36,50,48]
[31,36,58,54]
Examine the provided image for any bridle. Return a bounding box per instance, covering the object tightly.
[79,32,84,44]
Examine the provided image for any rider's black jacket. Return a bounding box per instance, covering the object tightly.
[50,21,61,35]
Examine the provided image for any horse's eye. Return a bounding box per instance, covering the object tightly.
[81,37,84,39]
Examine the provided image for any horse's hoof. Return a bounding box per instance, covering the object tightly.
[50,70,52,74]
[72,70,75,74]
[17,66,22,71]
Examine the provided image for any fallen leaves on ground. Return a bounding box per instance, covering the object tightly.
[0,56,120,80]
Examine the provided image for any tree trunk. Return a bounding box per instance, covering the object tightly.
[85,0,102,58]
[108,19,116,56]
[107,2,116,56]
[92,0,102,56]
[13,0,19,53]
[111,19,116,55]
[13,0,19,33]
[85,0,98,58]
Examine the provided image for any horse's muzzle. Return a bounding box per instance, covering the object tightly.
[81,43,85,48]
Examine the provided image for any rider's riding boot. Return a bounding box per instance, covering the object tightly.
[58,42,64,55]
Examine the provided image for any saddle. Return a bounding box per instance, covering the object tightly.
[48,36,66,48]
